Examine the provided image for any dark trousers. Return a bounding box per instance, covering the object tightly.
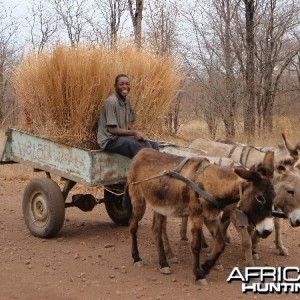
[104,136,159,158]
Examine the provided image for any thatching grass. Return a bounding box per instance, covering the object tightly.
[11,46,182,148]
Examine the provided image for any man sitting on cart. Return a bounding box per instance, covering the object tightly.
[97,74,159,158]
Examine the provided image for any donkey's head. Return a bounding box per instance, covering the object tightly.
[233,151,275,238]
[273,162,300,227]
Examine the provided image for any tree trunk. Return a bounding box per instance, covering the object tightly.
[207,118,218,140]
[0,72,5,122]
[128,0,144,48]
[243,0,256,136]
[223,106,235,137]
[263,100,273,132]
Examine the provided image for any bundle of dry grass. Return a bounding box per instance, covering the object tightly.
[11,45,182,148]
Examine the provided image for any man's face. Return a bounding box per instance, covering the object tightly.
[115,76,130,99]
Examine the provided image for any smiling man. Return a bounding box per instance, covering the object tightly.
[97,74,159,158]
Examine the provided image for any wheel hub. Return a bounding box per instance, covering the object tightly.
[30,194,48,226]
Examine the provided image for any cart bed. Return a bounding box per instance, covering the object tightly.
[0,128,130,186]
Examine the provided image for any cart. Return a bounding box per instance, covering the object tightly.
[0,127,133,238]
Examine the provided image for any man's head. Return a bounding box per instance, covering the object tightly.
[114,74,130,100]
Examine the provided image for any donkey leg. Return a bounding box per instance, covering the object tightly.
[160,215,178,262]
[201,219,226,274]
[220,210,233,244]
[189,216,207,284]
[130,216,143,267]
[180,216,189,241]
[238,226,254,267]
[200,228,209,249]
[152,212,171,274]
[274,217,289,256]
[129,192,146,267]
[251,231,261,260]
[181,217,209,249]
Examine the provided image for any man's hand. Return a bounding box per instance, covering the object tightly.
[133,130,146,141]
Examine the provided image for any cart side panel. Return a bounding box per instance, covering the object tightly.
[8,129,93,185]
[0,133,10,163]
[2,128,132,186]
[92,152,131,186]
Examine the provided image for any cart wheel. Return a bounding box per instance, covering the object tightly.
[22,178,65,238]
[104,185,130,226]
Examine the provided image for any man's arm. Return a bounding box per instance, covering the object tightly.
[107,125,145,141]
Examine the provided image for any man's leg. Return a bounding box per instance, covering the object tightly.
[105,136,152,158]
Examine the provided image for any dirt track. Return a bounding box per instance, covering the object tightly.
[1,178,300,300]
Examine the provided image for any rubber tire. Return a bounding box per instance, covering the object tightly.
[104,184,130,226]
[22,178,65,238]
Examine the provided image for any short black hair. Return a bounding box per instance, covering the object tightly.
[115,74,128,85]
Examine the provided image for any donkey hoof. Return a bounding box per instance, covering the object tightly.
[196,278,208,285]
[279,248,289,256]
[160,267,171,274]
[134,261,143,267]
[213,264,224,271]
[253,253,260,260]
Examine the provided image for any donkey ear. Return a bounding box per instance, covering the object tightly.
[262,151,274,172]
[256,150,274,179]
[282,133,299,158]
[234,167,261,182]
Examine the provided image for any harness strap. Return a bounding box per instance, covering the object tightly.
[239,146,248,165]
[228,145,238,158]
[191,159,211,181]
[178,159,218,207]
[173,157,190,173]
[165,170,221,209]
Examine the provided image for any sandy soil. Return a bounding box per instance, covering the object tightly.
[0,177,300,300]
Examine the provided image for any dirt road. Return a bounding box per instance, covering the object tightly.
[0,178,299,300]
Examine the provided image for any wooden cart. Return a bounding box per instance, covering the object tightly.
[0,127,133,238]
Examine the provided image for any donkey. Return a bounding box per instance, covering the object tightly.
[216,162,300,267]
[219,170,300,266]
[189,133,299,168]
[188,136,300,260]
[263,163,300,256]
[126,148,275,284]
[160,145,241,168]
[160,145,241,255]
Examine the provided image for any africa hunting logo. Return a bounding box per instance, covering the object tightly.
[227,267,300,293]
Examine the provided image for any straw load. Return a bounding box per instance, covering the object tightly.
[11,45,182,149]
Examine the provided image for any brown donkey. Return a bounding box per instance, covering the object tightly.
[126,148,275,284]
